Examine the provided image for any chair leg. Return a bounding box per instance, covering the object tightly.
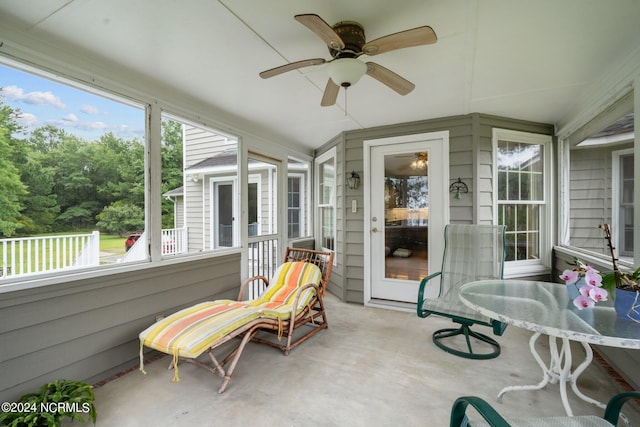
[433,324,501,360]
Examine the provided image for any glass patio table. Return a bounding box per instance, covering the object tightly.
[458,279,640,418]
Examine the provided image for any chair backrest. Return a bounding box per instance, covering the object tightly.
[283,247,334,296]
[255,261,322,306]
[438,224,506,300]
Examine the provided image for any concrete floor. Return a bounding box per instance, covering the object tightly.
[90,294,640,426]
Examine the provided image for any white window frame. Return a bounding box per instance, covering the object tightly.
[493,128,553,277]
[612,148,634,259]
[315,147,336,254]
[287,173,306,239]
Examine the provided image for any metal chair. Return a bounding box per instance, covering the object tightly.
[450,392,640,426]
[417,224,507,359]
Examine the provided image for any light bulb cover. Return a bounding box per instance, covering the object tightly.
[327,58,367,87]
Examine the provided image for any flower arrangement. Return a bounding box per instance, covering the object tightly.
[560,261,609,309]
[560,224,640,311]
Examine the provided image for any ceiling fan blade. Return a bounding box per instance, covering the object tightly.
[365,62,415,95]
[295,14,345,51]
[259,58,326,79]
[362,26,437,56]
[321,78,340,106]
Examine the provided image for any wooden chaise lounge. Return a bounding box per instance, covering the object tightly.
[139,247,334,393]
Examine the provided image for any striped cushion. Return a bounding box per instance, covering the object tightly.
[139,262,322,367]
[139,301,260,359]
[249,262,322,319]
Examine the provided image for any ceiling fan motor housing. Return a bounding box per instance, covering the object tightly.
[330,21,366,58]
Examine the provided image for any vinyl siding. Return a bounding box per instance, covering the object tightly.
[184,126,237,252]
[568,147,612,253]
[0,253,241,402]
[317,114,553,304]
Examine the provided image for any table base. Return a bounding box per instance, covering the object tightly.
[497,332,629,425]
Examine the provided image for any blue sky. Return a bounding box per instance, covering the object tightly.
[0,63,145,141]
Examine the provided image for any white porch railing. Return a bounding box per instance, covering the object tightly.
[119,228,188,263]
[247,235,279,299]
[1,231,100,279]
[161,227,187,255]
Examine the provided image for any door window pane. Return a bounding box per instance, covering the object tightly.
[384,152,428,280]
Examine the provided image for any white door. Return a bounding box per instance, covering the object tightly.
[211,178,237,249]
[365,132,449,304]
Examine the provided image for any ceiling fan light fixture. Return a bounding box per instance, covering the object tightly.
[327,58,367,88]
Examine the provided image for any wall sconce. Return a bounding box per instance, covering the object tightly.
[449,177,468,199]
[347,170,360,190]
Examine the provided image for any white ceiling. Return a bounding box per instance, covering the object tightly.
[0,0,639,150]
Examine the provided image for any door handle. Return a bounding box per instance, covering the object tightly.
[371,227,379,233]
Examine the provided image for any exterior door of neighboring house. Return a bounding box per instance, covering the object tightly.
[211,178,237,248]
[364,131,449,306]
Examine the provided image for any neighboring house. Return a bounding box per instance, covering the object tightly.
[164,125,310,254]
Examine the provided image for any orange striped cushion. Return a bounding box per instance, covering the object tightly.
[250,261,322,319]
[139,301,260,359]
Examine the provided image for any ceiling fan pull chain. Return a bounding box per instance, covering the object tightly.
[344,88,348,117]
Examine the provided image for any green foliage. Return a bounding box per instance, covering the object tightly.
[0,124,27,237]
[96,201,144,236]
[0,97,183,236]
[0,379,97,427]
[602,266,640,296]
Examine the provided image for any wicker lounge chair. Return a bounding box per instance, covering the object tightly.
[417,224,507,359]
[138,247,334,393]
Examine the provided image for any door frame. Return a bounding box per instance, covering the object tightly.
[363,131,450,310]
[210,176,238,249]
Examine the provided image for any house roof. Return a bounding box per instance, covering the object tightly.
[1,1,639,150]
[186,150,240,171]
[163,186,184,197]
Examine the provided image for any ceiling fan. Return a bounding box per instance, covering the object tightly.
[259,14,437,106]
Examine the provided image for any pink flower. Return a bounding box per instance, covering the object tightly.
[588,286,608,302]
[585,270,603,287]
[573,295,595,310]
[560,270,579,285]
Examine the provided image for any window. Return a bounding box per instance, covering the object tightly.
[315,148,336,252]
[0,62,146,280]
[562,108,634,265]
[164,119,239,253]
[288,176,301,238]
[493,129,552,272]
[617,152,635,257]
[287,156,310,240]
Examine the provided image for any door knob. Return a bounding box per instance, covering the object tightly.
[371,227,379,233]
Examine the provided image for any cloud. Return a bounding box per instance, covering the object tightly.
[1,85,66,109]
[49,115,109,132]
[16,112,39,128]
[80,104,100,114]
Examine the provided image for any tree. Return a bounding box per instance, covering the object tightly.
[0,101,27,236]
[96,201,144,236]
[161,120,183,228]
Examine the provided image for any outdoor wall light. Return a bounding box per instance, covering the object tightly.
[449,177,469,199]
[347,170,360,190]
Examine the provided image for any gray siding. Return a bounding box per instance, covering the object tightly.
[317,114,553,304]
[0,253,241,402]
[184,126,237,252]
[315,134,345,301]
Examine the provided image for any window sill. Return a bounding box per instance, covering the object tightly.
[504,262,550,279]
[0,247,241,294]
